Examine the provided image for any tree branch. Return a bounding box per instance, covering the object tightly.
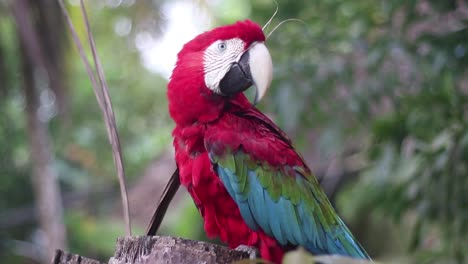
[57,0,132,236]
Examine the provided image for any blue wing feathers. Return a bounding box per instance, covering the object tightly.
[280,197,302,245]
[257,176,273,235]
[326,234,343,254]
[214,156,370,260]
[289,206,303,245]
[297,201,319,249]
[217,167,236,200]
[238,201,258,230]
[277,198,291,244]
[217,167,258,230]
[247,170,288,245]
[278,197,297,245]
[248,171,271,235]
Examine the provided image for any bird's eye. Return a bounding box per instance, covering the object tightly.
[218,42,227,52]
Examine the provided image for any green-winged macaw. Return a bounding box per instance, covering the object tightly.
[148,20,370,263]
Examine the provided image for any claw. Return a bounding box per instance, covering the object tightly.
[235,245,259,259]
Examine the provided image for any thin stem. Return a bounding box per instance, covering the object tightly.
[57,0,132,236]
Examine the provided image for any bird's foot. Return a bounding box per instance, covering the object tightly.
[235,245,259,259]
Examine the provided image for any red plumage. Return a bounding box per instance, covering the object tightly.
[168,20,293,263]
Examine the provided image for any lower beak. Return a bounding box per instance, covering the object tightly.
[219,42,273,104]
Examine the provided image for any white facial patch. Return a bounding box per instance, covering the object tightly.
[203,38,245,94]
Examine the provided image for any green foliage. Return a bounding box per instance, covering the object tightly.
[363,83,468,262]
[160,196,205,241]
[66,212,127,260]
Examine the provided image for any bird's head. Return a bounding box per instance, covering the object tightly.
[168,20,272,125]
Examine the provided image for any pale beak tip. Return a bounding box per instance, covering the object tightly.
[253,84,267,106]
[253,89,260,106]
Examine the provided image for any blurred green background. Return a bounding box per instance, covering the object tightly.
[1,0,467,263]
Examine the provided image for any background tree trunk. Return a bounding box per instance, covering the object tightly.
[21,39,67,263]
[13,0,68,262]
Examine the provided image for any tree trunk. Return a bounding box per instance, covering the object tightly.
[52,236,256,264]
[108,236,255,264]
[21,46,68,263]
[15,0,68,261]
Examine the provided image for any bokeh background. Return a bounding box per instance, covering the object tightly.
[1,0,467,263]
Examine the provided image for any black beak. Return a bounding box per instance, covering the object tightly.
[219,52,252,96]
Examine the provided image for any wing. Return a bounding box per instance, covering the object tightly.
[205,107,370,259]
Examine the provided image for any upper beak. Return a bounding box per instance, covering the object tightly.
[219,42,273,104]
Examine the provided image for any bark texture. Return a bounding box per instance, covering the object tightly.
[108,236,255,264]
[53,250,104,264]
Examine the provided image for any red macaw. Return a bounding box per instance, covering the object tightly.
[157,20,370,263]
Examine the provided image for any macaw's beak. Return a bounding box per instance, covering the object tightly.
[219,42,273,105]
